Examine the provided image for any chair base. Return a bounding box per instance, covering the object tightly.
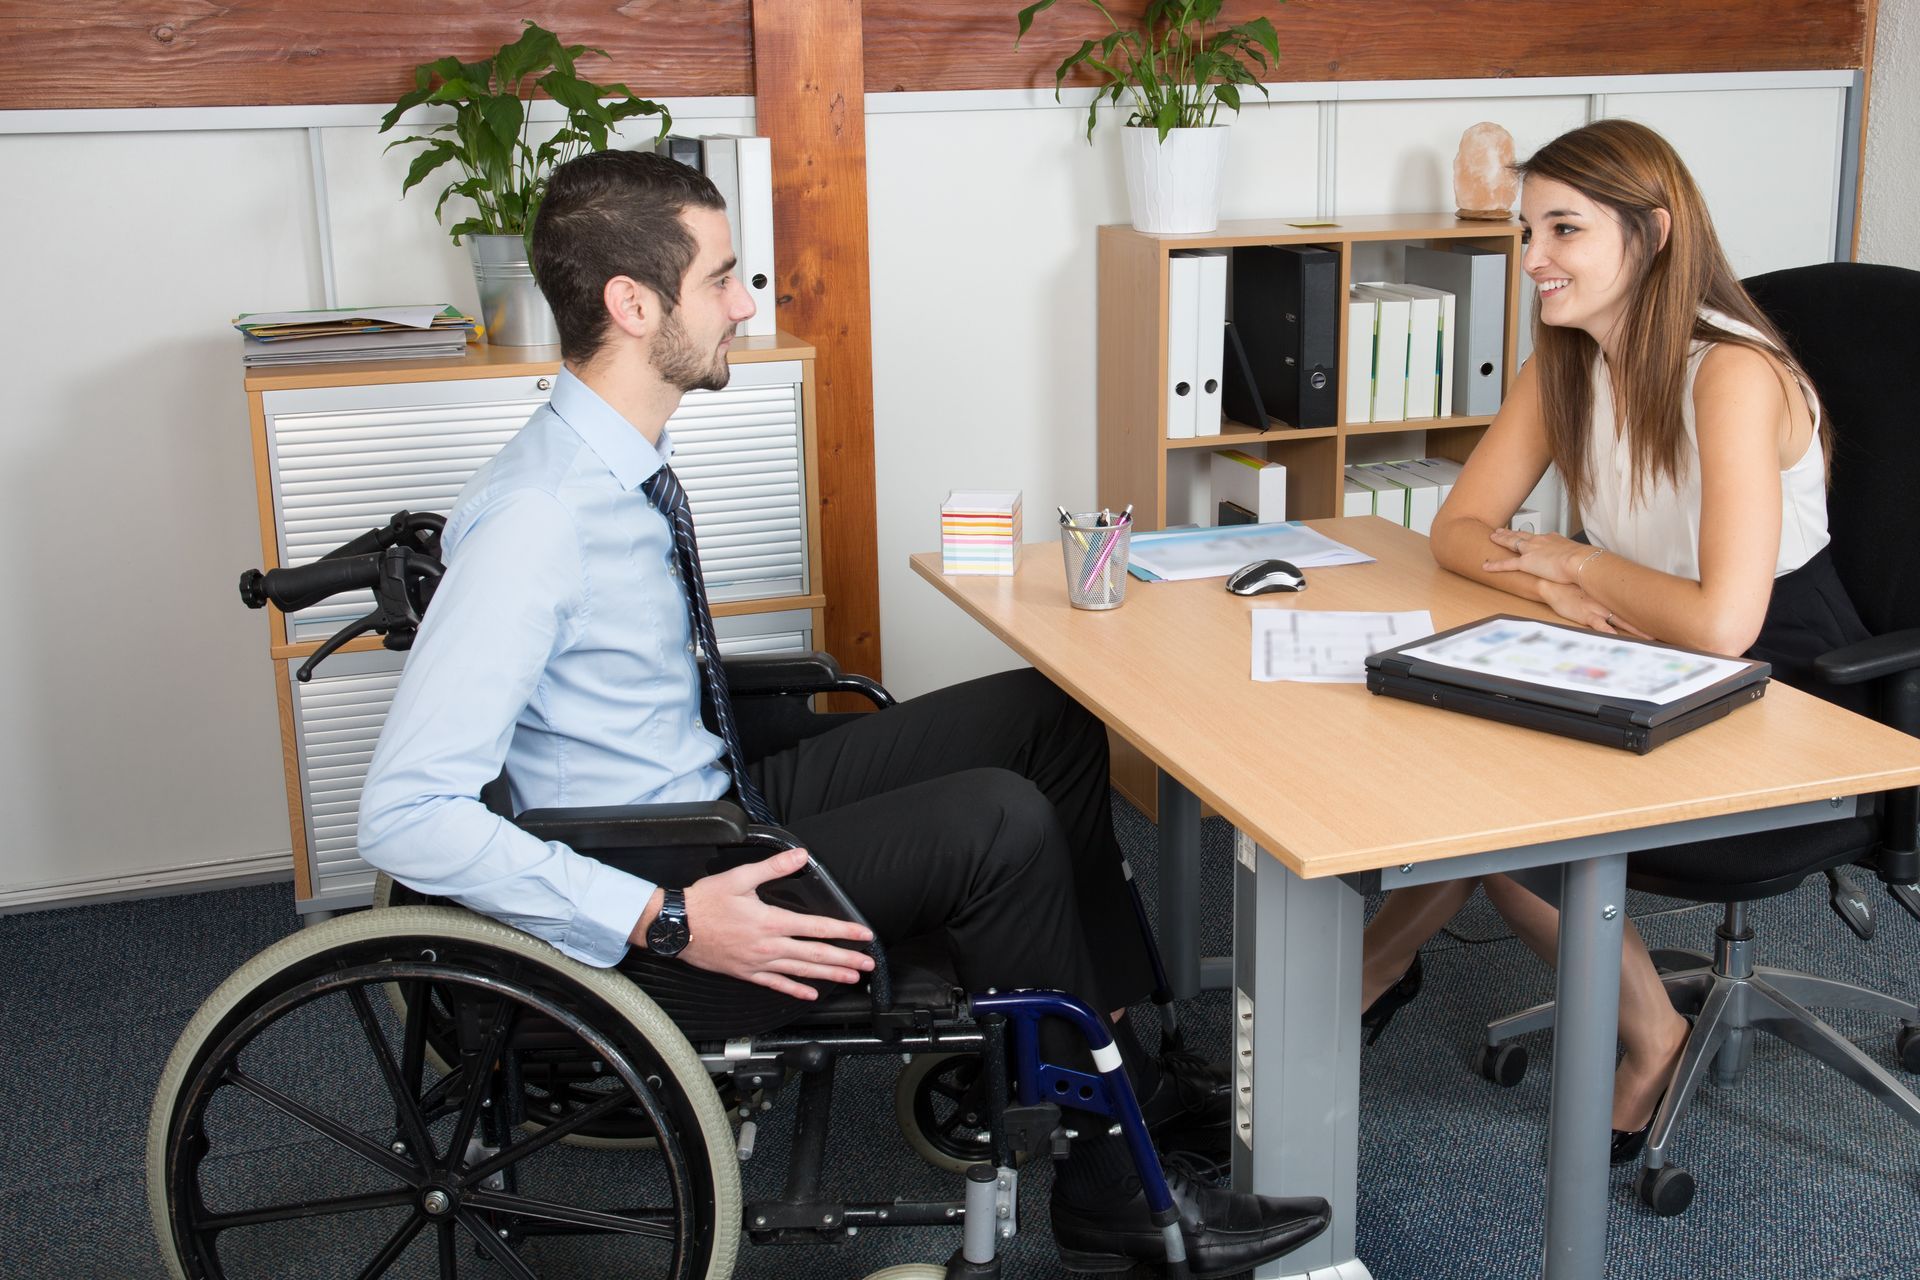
[1483,907,1920,1207]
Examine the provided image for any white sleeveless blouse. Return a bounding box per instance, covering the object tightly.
[1578,310,1829,582]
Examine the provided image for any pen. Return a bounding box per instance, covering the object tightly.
[1120,502,1134,526]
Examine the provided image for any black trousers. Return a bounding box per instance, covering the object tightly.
[747,667,1158,1017]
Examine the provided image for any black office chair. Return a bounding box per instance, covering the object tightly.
[1477,262,1920,1217]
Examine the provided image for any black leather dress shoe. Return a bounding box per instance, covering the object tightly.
[1140,1041,1233,1165]
[1051,1157,1331,1275]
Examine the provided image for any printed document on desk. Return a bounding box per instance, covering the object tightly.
[1253,610,1435,682]
[1398,617,1751,705]
[1127,522,1373,582]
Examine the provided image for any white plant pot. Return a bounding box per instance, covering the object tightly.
[1120,125,1228,234]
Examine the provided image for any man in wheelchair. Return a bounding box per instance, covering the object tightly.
[350,150,1329,1275]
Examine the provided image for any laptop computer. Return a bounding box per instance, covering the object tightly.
[1365,615,1771,754]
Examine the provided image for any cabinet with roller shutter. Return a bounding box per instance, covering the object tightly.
[241,334,822,911]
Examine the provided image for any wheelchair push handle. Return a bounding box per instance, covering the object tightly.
[239,556,384,613]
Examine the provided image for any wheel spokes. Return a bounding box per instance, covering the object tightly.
[195,1188,416,1234]
[445,996,519,1159]
[456,1210,541,1279]
[347,985,439,1162]
[223,1067,418,1183]
[461,1188,679,1240]
[461,1084,636,1185]
[352,1211,428,1280]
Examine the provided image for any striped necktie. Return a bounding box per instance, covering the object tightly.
[642,464,775,824]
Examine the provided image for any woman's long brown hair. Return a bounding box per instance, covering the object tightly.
[1517,119,1815,508]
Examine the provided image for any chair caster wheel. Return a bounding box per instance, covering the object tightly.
[862,1266,952,1279]
[1897,1024,1920,1073]
[1476,1041,1528,1087]
[1636,1164,1695,1217]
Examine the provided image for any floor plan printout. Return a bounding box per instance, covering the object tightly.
[1397,618,1750,704]
[1253,610,1436,682]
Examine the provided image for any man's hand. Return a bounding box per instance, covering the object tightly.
[631,849,875,1001]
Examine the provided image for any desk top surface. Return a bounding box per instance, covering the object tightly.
[910,518,1920,879]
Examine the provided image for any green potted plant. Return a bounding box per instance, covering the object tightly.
[379,21,671,345]
[1016,0,1281,233]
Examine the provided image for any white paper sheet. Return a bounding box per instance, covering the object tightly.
[1130,522,1374,582]
[1397,617,1750,705]
[236,305,450,329]
[1252,610,1435,683]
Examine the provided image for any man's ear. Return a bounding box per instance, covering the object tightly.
[1651,207,1672,253]
[603,275,658,341]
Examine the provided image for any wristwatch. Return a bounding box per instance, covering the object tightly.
[645,888,692,957]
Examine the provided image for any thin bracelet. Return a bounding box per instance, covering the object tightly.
[1576,548,1606,578]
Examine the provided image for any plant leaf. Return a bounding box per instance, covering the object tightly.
[1014,0,1059,45]
[399,142,459,195]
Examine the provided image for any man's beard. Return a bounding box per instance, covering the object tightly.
[651,310,732,393]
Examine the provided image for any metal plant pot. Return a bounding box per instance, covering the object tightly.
[468,234,560,347]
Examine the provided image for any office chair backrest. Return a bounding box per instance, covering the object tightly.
[1743,262,1920,637]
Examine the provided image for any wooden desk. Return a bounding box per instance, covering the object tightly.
[911,517,1920,1280]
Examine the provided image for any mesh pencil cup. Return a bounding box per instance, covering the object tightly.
[1060,513,1131,610]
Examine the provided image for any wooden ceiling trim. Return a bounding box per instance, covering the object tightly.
[861,0,1870,95]
[0,2,1868,112]
[0,2,754,110]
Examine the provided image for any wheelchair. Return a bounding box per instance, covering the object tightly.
[148,511,1232,1279]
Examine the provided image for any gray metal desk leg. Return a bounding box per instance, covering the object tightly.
[1158,770,1204,1001]
[1540,852,1628,1280]
[1234,832,1373,1280]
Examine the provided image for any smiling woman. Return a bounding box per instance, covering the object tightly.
[1356,117,1873,1158]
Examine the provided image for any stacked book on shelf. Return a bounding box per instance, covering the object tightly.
[1343,457,1542,537]
[233,305,476,367]
[1345,244,1507,424]
[941,490,1023,576]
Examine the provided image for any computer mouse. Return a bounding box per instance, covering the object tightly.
[1226,558,1306,595]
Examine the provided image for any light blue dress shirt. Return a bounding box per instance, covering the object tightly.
[358,370,730,967]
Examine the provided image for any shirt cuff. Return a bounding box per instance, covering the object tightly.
[559,860,658,968]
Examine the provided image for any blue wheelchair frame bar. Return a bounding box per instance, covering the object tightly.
[969,990,1185,1268]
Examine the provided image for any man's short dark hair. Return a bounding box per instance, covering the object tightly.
[531,150,727,364]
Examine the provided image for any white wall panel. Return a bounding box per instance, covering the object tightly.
[868,104,1319,699]
[1600,89,1845,276]
[0,129,322,898]
[1335,96,1591,216]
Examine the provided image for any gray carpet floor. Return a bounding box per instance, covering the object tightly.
[7,795,1920,1279]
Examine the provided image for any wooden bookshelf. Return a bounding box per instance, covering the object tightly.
[1095,214,1526,814]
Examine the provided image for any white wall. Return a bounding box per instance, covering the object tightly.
[0,72,1864,905]
[1861,0,1920,268]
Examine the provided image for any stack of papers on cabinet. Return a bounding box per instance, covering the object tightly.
[234,305,476,366]
[942,490,1023,575]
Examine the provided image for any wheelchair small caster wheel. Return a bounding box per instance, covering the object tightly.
[1636,1164,1695,1217]
[861,1267,951,1279]
[897,1052,994,1174]
[1476,1041,1528,1087]
[1897,1024,1920,1073]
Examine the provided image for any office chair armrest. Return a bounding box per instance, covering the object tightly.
[723,652,897,708]
[1813,627,1920,686]
[513,800,750,850]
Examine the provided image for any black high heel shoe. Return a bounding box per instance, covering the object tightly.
[1361,953,1423,1046]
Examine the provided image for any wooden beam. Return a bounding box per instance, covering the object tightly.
[3,2,1870,112]
[751,1,883,687]
[862,0,1869,93]
[0,2,752,110]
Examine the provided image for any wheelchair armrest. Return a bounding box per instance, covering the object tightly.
[723,651,897,709]
[513,800,750,851]
[1815,628,1920,686]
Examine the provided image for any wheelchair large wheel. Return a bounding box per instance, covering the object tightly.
[372,876,677,1150]
[148,906,741,1279]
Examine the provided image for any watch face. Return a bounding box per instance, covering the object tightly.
[647,892,691,957]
